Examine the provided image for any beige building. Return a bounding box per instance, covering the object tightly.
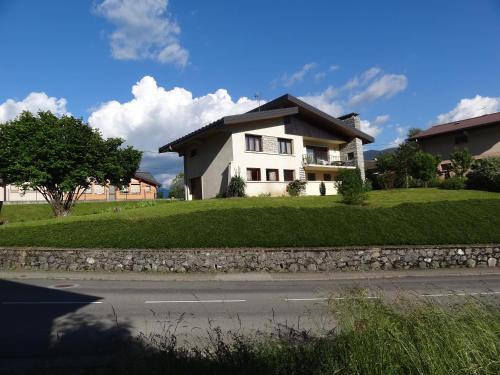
[160,94,374,200]
[1,172,159,204]
[410,112,500,176]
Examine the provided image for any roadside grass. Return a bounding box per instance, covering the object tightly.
[0,189,499,248]
[46,294,500,375]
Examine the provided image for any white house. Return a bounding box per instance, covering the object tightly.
[159,94,374,200]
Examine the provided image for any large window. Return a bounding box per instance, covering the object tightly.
[245,134,262,152]
[278,138,293,154]
[266,169,279,181]
[323,173,332,181]
[307,172,316,181]
[284,169,295,181]
[130,184,141,194]
[246,168,261,181]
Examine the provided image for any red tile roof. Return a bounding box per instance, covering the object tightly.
[411,112,500,140]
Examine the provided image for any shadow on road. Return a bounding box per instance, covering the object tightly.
[0,279,134,372]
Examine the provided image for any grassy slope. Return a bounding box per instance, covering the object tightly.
[1,189,499,248]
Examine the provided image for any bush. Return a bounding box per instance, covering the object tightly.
[450,147,473,177]
[427,176,442,188]
[287,180,306,196]
[410,151,440,186]
[466,157,500,192]
[336,168,367,205]
[364,179,373,192]
[227,176,246,197]
[439,177,466,190]
[319,181,326,196]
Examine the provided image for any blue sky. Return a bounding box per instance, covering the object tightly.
[1,0,500,185]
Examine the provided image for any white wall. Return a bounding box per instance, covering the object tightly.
[5,185,46,202]
[230,118,303,196]
[183,132,233,199]
[305,181,338,196]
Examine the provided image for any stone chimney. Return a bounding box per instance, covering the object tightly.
[338,113,366,180]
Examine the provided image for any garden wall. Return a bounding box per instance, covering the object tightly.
[0,245,499,273]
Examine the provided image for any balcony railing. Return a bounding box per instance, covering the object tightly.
[303,154,356,167]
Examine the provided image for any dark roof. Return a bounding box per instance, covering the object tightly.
[337,112,360,120]
[134,171,160,187]
[159,94,374,153]
[410,111,500,140]
[247,94,373,144]
[159,107,299,152]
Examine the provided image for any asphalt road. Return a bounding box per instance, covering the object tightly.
[1,270,499,361]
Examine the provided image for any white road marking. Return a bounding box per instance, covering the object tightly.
[1,301,103,305]
[144,299,247,304]
[420,291,500,297]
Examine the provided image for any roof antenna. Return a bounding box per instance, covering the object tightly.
[254,92,261,111]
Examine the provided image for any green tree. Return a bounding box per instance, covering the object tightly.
[227,175,246,197]
[449,148,473,178]
[410,151,440,186]
[0,111,141,216]
[168,172,185,199]
[407,127,423,139]
[319,181,326,196]
[336,168,367,205]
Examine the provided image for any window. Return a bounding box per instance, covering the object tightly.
[307,172,316,181]
[94,185,105,194]
[284,169,295,181]
[324,173,332,181]
[190,148,197,157]
[266,169,279,181]
[455,133,468,144]
[145,185,151,192]
[278,138,293,154]
[347,152,355,161]
[245,134,262,152]
[441,163,452,171]
[246,168,261,181]
[130,184,141,194]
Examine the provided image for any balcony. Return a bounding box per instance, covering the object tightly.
[302,154,356,168]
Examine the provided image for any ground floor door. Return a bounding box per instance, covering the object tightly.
[190,177,202,200]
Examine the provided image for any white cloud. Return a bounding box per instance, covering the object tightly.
[389,137,404,147]
[275,63,317,87]
[329,65,340,72]
[314,72,327,82]
[0,92,68,123]
[360,119,383,138]
[89,76,262,185]
[88,75,260,152]
[373,114,390,125]
[435,95,500,124]
[344,67,382,90]
[299,86,343,117]
[94,0,189,66]
[349,74,407,107]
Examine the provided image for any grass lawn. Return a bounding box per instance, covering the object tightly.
[0,188,499,248]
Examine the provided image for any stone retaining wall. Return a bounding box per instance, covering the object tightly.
[0,245,499,273]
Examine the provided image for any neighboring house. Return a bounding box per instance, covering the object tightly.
[410,112,500,177]
[159,94,374,200]
[1,172,159,204]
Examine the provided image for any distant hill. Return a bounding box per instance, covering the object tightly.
[364,147,397,160]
